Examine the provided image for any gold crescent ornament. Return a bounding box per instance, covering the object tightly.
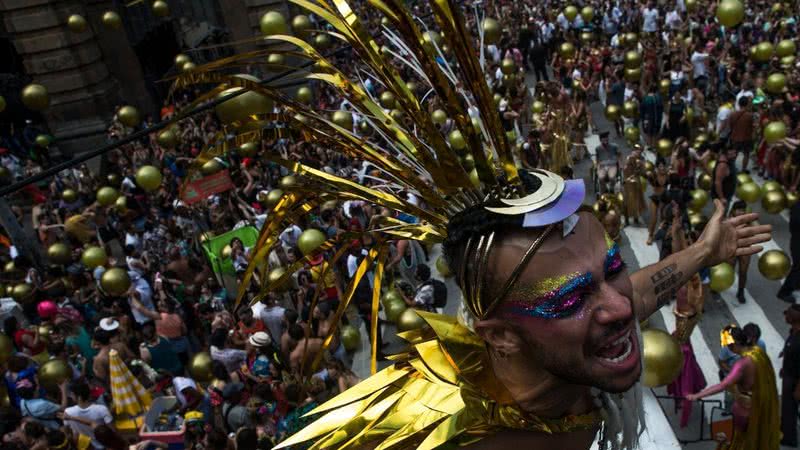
[67,14,88,33]
[736,181,762,203]
[151,0,169,17]
[341,324,361,351]
[297,229,327,255]
[102,11,122,30]
[100,267,131,296]
[716,0,745,28]
[764,121,787,144]
[397,308,427,332]
[260,11,288,35]
[188,352,214,382]
[21,84,49,111]
[766,72,787,94]
[710,262,736,292]
[215,74,273,125]
[96,186,119,206]
[135,165,162,192]
[482,18,501,45]
[81,246,107,269]
[762,190,786,214]
[201,159,223,176]
[117,105,140,128]
[642,329,684,387]
[759,250,791,280]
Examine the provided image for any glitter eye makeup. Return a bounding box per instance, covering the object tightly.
[605,242,626,276]
[503,272,594,319]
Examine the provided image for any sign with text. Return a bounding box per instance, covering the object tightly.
[182,170,234,205]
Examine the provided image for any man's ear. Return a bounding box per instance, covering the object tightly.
[474,318,525,356]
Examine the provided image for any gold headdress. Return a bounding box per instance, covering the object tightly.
[171,0,586,368]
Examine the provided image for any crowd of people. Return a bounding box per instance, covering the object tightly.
[1,0,800,448]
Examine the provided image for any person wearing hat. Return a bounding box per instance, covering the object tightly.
[221,382,252,433]
[246,331,278,378]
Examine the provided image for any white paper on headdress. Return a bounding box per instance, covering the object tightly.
[562,213,580,237]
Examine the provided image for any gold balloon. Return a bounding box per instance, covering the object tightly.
[81,246,107,269]
[293,87,313,105]
[559,42,576,58]
[379,91,396,109]
[215,74,273,124]
[48,243,71,265]
[102,11,122,30]
[115,195,127,213]
[765,121,787,144]
[422,31,442,52]
[390,109,404,122]
[788,191,800,207]
[645,161,655,173]
[656,138,673,157]
[201,159,223,176]
[689,189,709,211]
[531,101,545,114]
[267,266,290,292]
[101,267,131,296]
[754,41,774,62]
[118,105,140,128]
[62,189,78,203]
[482,18,501,45]
[397,308,427,332]
[267,53,285,67]
[432,109,447,125]
[659,79,670,96]
[624,51,642,69]
[239,142,257,157]
[181,61,196,72]
[759,250,791,280]
[689,212,708,230]
[406,81,418,93]
[3,261,14,273]
[341,324,361,351]
[279,176,297,189]
[781,55,796,68]
[763,180,783,193]
[736,172,752,185]
[686,0,697,10]
[605,104,621,121]
[135,165,162,192]
[469,168,480,188]
[766,73,787,94]
[96,186,119,206]
[698,173,712,190]
[710,262,736,292]
[67,14,88,33]
[264,189,284,208]
[34,134,49,147]
[298,229,327,255]
[762,190,786,214]
[105,173,118,188]
[622,101,638,118]
[11,284,32,301]
[0,335,12,365]
[737,181,762,203]
[157,129,178,149]
[448,130,466,150]
[580,5,594,21]
[21,84,49,111]
[624,67,641,82]
[500,58,515,75]
[174,54,191,67]
[188,352,214,382]
[436,256,452,277]
[151,0,169,16]
[385,298,407,323]
[260,11,287,35]
[716,0,744,27]
[580,31,594,43]
[642,328,684,387]
[291,15,313,39]
[564,5,579,21]
[624,32,638,48]
[39,359,71,390]
[777,39,796,57]
[624,126,640,143]
[332,110,353,130]
[314,33,332,50]
[382,290,403,307]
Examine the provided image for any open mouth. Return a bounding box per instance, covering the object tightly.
[594,328,639,372]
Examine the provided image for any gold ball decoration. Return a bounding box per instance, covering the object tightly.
[716,0,744,28]
[314,33,332,50]
[397,308,427,332]
[220,244,232,260]
[174,54,191,67]
[436,256,452,277]
[689,212,708,230]
[422,31,442,52]
[642,328,684,387]
[482,18,501,45]
[580,5,594,21]
[689,189,709,211]
[81,246,107,269]
[327,110,354,131]
[564,5,579,21]
[157,128,178,149]
[736,181,762,203]
[605,104,621,121]
[762,190,787,214]
[48,243,71,265]
[34,134,50,148]
[448,129,466,150]
[622,100,638,118]
[624,126,640,143]
[101,267,131,296]
[293,87,313,105]
[267,53,285,67]
[469,168,480,188]
[659,79,670,96]
[200,159,223,176]
[21,84,49,111]
[279,176,296,190]
[385,298,407,323]
[766,72,787,94]
[181,61,196,72]
[531,101,545,114]
[188,352,214,382]
[777,39,796,57]
[781,55,796,68]
[38,359,71,390]
[67,14,88,33]
[62,189,78,203]
[379,91,396,109]
[152,0,169,17]
[736,172,752,185]
[710,262,736,292]
[698,173,713,190]
[763,180,783,193]
[264,189,284,209]
[765,121,787,144]
[341,324,361,351]
[624,32,638,48]
[644,161,655,173]
[500,58,515,75]
[118,105,140,128]
[291,15,313,39]
[96,186,119,206]
[759,250,791,280]
[389,109,404,122]
[754,41,774,62]
[239,142,257,157]
[559,42,576,58]
[382,290,403,307]
[215,74,273,124]
[259,11,287,35]
[624,67,641,82]
[580,31,594,43]
[11,284,32,301]
[624,50,642,69]
[656,138,673,157]
[3,262,14,273]
[135,165,162,192]
[432,109,447,125]
[0,335,12,365]
[0,96,5,113]
[267,266,290,292]
[298,229,327,255]
[102,11,122,30]
[686,0,697,10]
[105,173,118,188]
[787,191,800,208]
[115,195,127,213]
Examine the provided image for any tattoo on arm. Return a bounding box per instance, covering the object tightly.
[650,263,684,308]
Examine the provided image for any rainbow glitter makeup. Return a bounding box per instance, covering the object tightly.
[503,272,594,319]
[605,242,624,275]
